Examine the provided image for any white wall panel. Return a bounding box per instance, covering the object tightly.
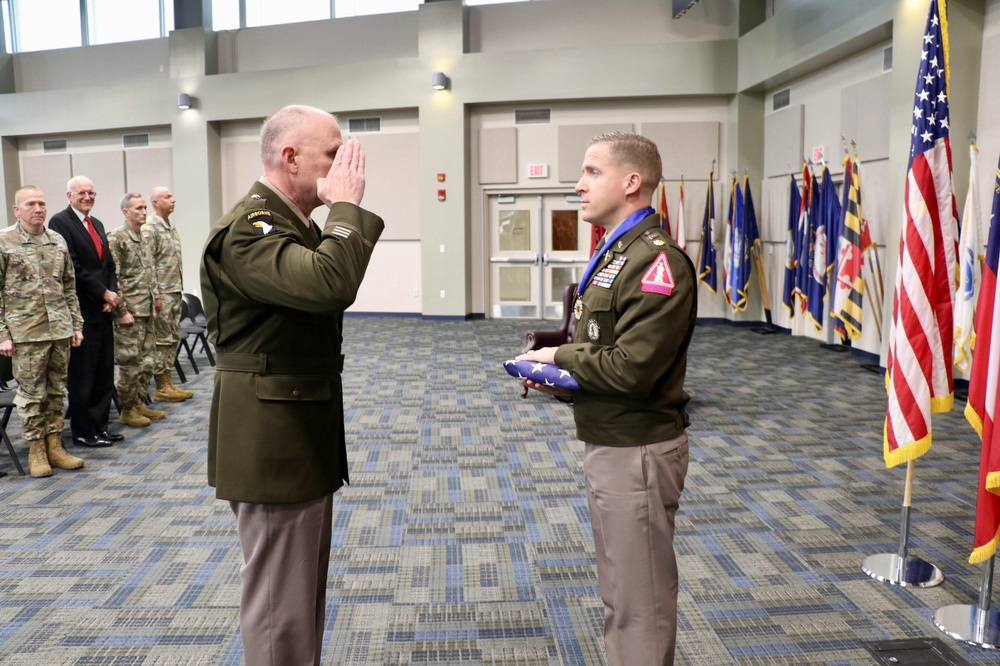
[21,153,72,221]
[125,147,173,200]
[70,150,126,226]
[345,131,420,241]
[349,240,421,314]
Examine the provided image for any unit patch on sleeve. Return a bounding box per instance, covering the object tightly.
[640,252,676,295]
[246,210,274,236]
[591,256,627,289]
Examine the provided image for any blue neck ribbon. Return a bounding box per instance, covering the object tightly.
[578,207,654,295]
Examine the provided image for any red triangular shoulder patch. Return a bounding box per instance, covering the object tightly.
[641,252,675,295]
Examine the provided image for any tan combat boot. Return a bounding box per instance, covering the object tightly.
[119,403,151,427]
[28,439,52,478]
[45,433,84,470]
[166,376,193,400]
[154,373,188,402]
[134,398,165,421]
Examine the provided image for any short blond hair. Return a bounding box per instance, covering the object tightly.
[588,131,662,197]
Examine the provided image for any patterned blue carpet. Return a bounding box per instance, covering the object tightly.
[0,318,996,664]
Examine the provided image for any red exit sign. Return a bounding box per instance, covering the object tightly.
[527,164,549,178]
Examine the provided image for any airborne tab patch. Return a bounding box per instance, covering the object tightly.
[640,252,676,295]
[246,210,274,236]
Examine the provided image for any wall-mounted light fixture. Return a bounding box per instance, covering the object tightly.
[177,93,193,109]
[431,72,449,91]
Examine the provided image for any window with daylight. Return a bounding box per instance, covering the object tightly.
[333,0,419,18]
[11,0,82,52]
[1,1,11,54]
[245,0,329,27]
[2,0,494,51]
[89,0,165,45]
[212,0,240,30]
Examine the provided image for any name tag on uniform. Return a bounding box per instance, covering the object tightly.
[591,256,627,289]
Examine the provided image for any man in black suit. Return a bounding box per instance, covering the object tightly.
[48,176,125,447]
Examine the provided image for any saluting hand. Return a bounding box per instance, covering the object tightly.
[317,140,365,207]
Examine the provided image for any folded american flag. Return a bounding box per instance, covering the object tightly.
[503,360,579,390]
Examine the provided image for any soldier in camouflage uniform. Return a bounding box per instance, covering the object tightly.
[0,186,85,478]
[107,193,164,428]
[146,186,191,402]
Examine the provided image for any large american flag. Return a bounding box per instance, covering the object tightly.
[883,0,958,468]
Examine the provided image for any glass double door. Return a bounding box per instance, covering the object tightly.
[488,193,589,319]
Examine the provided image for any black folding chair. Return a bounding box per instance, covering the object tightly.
[176,299,202,377]
[0,355,25,476]
[182,293,214,366]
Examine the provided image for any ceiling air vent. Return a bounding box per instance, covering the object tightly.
[514,108,551,125]
[772,88,791,111]
[43,139,67,153]
[123,133,149,148]
[348,117,381,133]
[883,46,892,72]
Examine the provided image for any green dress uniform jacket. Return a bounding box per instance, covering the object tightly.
[200,181,384,504]
[554,213,697,447]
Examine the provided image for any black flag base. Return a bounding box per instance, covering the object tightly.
[860,363,881,374]
[820,342,851,352]
[750,309,780,335]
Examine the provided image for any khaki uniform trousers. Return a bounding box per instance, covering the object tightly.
[230,494,333,666]
[584,432,689,666]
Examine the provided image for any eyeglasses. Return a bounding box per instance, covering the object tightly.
[72,190,96,198]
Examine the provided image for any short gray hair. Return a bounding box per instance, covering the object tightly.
[120,192,143,210]
[67,176,93,194]
[260,105,337,166]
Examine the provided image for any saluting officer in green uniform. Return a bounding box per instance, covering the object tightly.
[201,104,383,666]
[0,186,85,478]
[519,132,697,666]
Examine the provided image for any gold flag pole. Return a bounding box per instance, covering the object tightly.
[861,273,883,340]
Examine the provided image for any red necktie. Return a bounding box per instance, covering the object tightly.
[85,216,104,262]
